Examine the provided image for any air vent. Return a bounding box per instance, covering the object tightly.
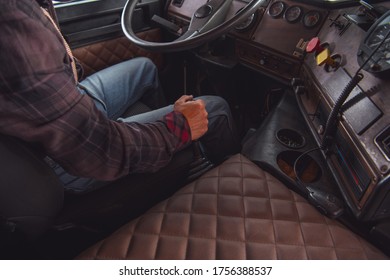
[375,126,390,161]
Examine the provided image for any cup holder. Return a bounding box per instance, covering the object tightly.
[277,151,322,183]
[276,129,305,149]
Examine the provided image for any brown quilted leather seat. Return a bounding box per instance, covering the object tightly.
[77,154,388,260]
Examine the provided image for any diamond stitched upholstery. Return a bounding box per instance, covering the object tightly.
[77,154,388,260]
[72,29,163,77]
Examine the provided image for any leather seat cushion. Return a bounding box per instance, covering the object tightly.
[77,154,388,260]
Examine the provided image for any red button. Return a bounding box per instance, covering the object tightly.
[306,37,324,54]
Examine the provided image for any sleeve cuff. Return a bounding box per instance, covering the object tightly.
[164,111,192,150]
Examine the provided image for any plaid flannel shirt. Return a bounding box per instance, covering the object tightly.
[0,0,191,180]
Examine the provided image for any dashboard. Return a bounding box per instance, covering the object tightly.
[166,0,390,223]
[168,0,330,82]
[299,2,390,222]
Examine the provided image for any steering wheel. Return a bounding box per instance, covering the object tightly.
[121,0,265,52]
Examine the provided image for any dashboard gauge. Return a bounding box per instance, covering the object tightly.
[303,10,321,28]
[284,5,303,23]
[357,11,390,77]
[234,7,258,32]
[268,1,285,18]
[235,12,257,32]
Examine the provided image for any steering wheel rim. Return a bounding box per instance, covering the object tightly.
[121,0,265,52]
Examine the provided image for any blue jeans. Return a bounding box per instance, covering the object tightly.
[80,57,165,118]
[55,58,239,193]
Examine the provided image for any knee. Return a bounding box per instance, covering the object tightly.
[132,57,157,73]
[199,95,231,113]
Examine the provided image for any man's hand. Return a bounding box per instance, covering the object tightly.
[174,95,208,140]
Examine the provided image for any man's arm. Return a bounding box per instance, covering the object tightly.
[0,0,195,180]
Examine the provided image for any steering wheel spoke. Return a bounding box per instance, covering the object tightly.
[122,0,265,52]
[188,0,232,34]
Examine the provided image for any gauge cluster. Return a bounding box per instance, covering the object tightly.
[235,0,327,82]
[267,1,322,28]
[357,10,390,77]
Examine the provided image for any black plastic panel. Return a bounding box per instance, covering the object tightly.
[323,68,382,135]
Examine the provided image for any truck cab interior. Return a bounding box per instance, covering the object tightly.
[1,0,390,260]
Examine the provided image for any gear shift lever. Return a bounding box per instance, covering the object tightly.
[182,60,214,180]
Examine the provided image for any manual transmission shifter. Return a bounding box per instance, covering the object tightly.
[181,60,214,181]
